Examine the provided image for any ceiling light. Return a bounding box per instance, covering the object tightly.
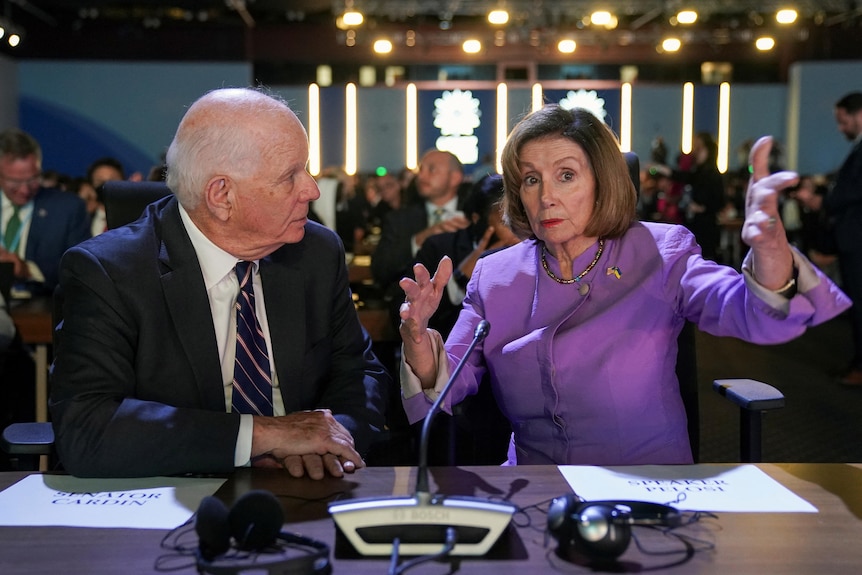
[488,9,509,25]
[557,39,576,54]
[661,37,682,52]
[677,10,698,25]
[373,39,392,54]
[776,9,798,24]
[8,33,20,47]
[755,36,775,51]
[589,10,613,26]
[341,10,363,27]
[462,39,482,53]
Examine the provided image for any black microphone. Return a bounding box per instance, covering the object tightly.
[416,319,490,495]
[329,319,515,557]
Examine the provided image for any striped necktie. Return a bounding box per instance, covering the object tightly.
[431,207,445,225]
[231,261,273,416]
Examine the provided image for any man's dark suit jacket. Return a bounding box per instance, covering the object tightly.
[50,196,389,478]
[826,140,862,254]
[2,187,90,293]
[371,183,471,290]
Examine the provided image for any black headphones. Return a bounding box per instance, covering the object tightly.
[194,489,331,575]
[546,493,682,561]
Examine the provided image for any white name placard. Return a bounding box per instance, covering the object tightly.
[557,464,816,513]
[0,474,226,529]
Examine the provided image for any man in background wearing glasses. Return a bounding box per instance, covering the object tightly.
[0,129,90,295]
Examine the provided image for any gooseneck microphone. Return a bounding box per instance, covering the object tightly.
[329,319,516,556]
[416,319,490,496]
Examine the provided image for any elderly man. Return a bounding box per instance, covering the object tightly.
[50,88,390,478]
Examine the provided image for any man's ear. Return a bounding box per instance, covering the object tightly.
[449,170,464,190]
[204,176,232,222]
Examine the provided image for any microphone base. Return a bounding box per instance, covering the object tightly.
[328,493,515,556]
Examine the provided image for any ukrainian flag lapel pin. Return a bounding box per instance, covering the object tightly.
[607,266,622,279]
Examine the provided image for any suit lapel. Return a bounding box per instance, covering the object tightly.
[24,190,47,255]
[260,250,306,414]
[157,201,226,410]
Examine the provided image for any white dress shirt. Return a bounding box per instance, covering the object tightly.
[411,196,461,256]
[179,205,285,466]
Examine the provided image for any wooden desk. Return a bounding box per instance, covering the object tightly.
[0,464,860,574]
[9,297,52,424]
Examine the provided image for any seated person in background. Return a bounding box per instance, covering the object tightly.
[368,171,403,232]
[50,87,390,478]
[791,174,838,271]
[371,150,471,296]
[413,173,519,337]
[398,105,850,466]
[71,177,106,237]
[83,156,134,236]
[87,156,125,190]
[0,129,91,295]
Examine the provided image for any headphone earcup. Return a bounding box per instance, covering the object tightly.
[547,495,632,561]
[228,490,284,551]
[195,496,232,561]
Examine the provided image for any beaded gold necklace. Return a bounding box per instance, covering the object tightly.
[541,239,605,284]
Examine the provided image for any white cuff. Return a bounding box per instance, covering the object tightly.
[233,414,254,467]
[400,329,451,404]
[741,247,819,311]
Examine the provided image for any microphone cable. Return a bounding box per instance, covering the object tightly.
[387,526,458,575]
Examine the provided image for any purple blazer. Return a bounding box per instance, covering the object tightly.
[403,222,851,466]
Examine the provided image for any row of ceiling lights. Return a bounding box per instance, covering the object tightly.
[338,5,801,55]
[0,19,21,47]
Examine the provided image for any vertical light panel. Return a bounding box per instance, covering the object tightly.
[307,83,321,176]
[496,83,508,173]
[531,83,543,112]
[405,83,418,170]
[345,83,358,176]
[681,82,694,154]
[717,82,731,174]
[619,82,632,152]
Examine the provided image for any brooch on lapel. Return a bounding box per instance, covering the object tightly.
[606,266,622,279]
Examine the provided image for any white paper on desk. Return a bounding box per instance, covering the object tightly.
[0,475,226,529]
[557,465,817,513]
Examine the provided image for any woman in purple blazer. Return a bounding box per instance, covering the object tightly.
[398,105,851,466]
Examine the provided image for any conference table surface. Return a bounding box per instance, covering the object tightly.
[0,463,861,574]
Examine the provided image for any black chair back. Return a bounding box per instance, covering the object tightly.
[102,181,172,229]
